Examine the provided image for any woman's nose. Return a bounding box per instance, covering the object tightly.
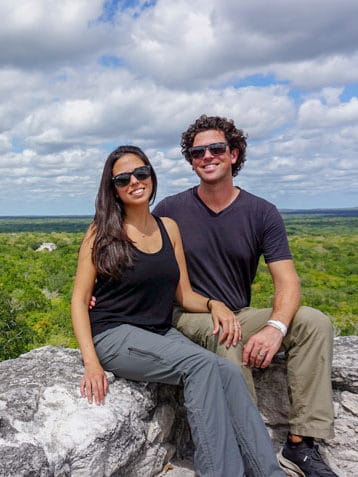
[129,173,139,185]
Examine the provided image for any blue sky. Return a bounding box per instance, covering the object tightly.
[0,0,357,215]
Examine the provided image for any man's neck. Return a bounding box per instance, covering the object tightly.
[197,180,240,213]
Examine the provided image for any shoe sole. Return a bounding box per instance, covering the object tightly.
[277,449,306,477]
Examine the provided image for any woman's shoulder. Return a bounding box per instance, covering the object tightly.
[156,216,180,242]
[80,222,96,249]
[157,216,179,230]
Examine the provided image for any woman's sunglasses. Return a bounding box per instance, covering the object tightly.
[112,165,152,187]
[188,142,228,160]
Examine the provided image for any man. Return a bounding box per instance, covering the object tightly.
[153,114,338,477]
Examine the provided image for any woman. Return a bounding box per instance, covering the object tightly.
[71,145,284,477]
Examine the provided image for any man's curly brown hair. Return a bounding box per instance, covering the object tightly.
[181,114,247,177]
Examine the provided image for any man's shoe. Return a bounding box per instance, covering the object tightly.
[277,438,339,477]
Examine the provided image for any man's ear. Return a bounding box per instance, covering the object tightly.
[231,149,239,164]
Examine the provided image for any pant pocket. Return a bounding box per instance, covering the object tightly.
[103,346,164,381]
[128,346,162,361]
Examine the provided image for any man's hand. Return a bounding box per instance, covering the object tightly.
[242,326,283,368]
[81,363,108,405]
[210,300,241,348]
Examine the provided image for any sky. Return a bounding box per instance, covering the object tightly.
[0,0,357,216]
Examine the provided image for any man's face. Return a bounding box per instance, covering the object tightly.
[191,129,238,184]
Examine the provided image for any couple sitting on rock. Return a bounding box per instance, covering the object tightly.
[71,115,338,477]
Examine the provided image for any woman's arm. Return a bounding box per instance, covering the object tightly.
[71,225,108,405]
[162,217,241,347]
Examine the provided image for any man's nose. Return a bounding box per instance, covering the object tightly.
[202,147,213,159]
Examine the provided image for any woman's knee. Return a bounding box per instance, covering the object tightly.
[186,348,222,378]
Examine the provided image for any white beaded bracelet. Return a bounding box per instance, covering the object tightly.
[266,319,288,336]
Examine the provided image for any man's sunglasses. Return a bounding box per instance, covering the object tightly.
[112,165,152,187]
[188,142,228,160]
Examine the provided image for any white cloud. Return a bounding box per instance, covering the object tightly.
[0,0,106,67]
[0,0,357,214]
[0,134,11,152]
[111,0,358,88]
[273,55,358,89]
[298,96,358,128]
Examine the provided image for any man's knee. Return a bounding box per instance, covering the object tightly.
[176,312,214,345]
[292,306,334,338]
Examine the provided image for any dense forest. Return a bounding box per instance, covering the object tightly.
[0,211,357,361]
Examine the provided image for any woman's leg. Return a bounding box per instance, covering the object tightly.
[94,325,284,477]
[214,355,285,476]
[94,325,244,476]
[171,329,284,477]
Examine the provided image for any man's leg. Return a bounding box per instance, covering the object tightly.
[173,307,257,399]
[174,305,335,439]
[281,306,335,440]
[278,305,337,477]
[230,306,337,476]
[173,306,282,400]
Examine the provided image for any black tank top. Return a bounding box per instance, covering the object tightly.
[89,216,180,337]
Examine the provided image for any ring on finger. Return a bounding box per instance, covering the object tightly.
[258,352,265,357]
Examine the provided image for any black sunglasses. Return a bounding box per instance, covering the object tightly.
[188,142,228,160]
[112,165,152,187]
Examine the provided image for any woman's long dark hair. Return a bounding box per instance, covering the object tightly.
[91,145,157,280]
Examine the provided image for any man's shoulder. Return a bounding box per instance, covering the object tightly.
[160,187,194,203]
[240,189,277,211]
[153,188,195,214]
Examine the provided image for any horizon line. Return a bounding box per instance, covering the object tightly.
[0,206,357,219]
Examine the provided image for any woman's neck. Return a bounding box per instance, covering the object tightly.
[124,205,155,238]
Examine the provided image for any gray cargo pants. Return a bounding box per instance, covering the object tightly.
[94,324,285,477]
[174,305,335,440]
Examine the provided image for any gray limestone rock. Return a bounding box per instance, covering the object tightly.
[0,337,357,477]
[0,347,177,476]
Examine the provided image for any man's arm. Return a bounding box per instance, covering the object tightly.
[242,259,301,368]
[267,259,301,328]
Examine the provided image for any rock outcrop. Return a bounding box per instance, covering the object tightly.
[36,243,57,252]
[0,337,357,477]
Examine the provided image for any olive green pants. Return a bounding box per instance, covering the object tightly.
[173,305,335,440]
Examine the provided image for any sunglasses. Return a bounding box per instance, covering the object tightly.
[112,165,152,187]
[188,142,228,160]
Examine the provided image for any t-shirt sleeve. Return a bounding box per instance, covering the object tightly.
[262,206,292,263]
[152,198,167,216]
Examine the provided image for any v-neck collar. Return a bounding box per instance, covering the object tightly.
[193,186,242,216]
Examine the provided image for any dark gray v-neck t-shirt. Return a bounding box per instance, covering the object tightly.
[153,187,292,310]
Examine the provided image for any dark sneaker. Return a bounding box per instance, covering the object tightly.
[278,439,339,477]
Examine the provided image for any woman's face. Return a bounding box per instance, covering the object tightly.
[112,153,153,206]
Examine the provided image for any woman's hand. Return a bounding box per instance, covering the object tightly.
[209,300,242,348]
[80,363,109,405]
[88,296,96,310]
